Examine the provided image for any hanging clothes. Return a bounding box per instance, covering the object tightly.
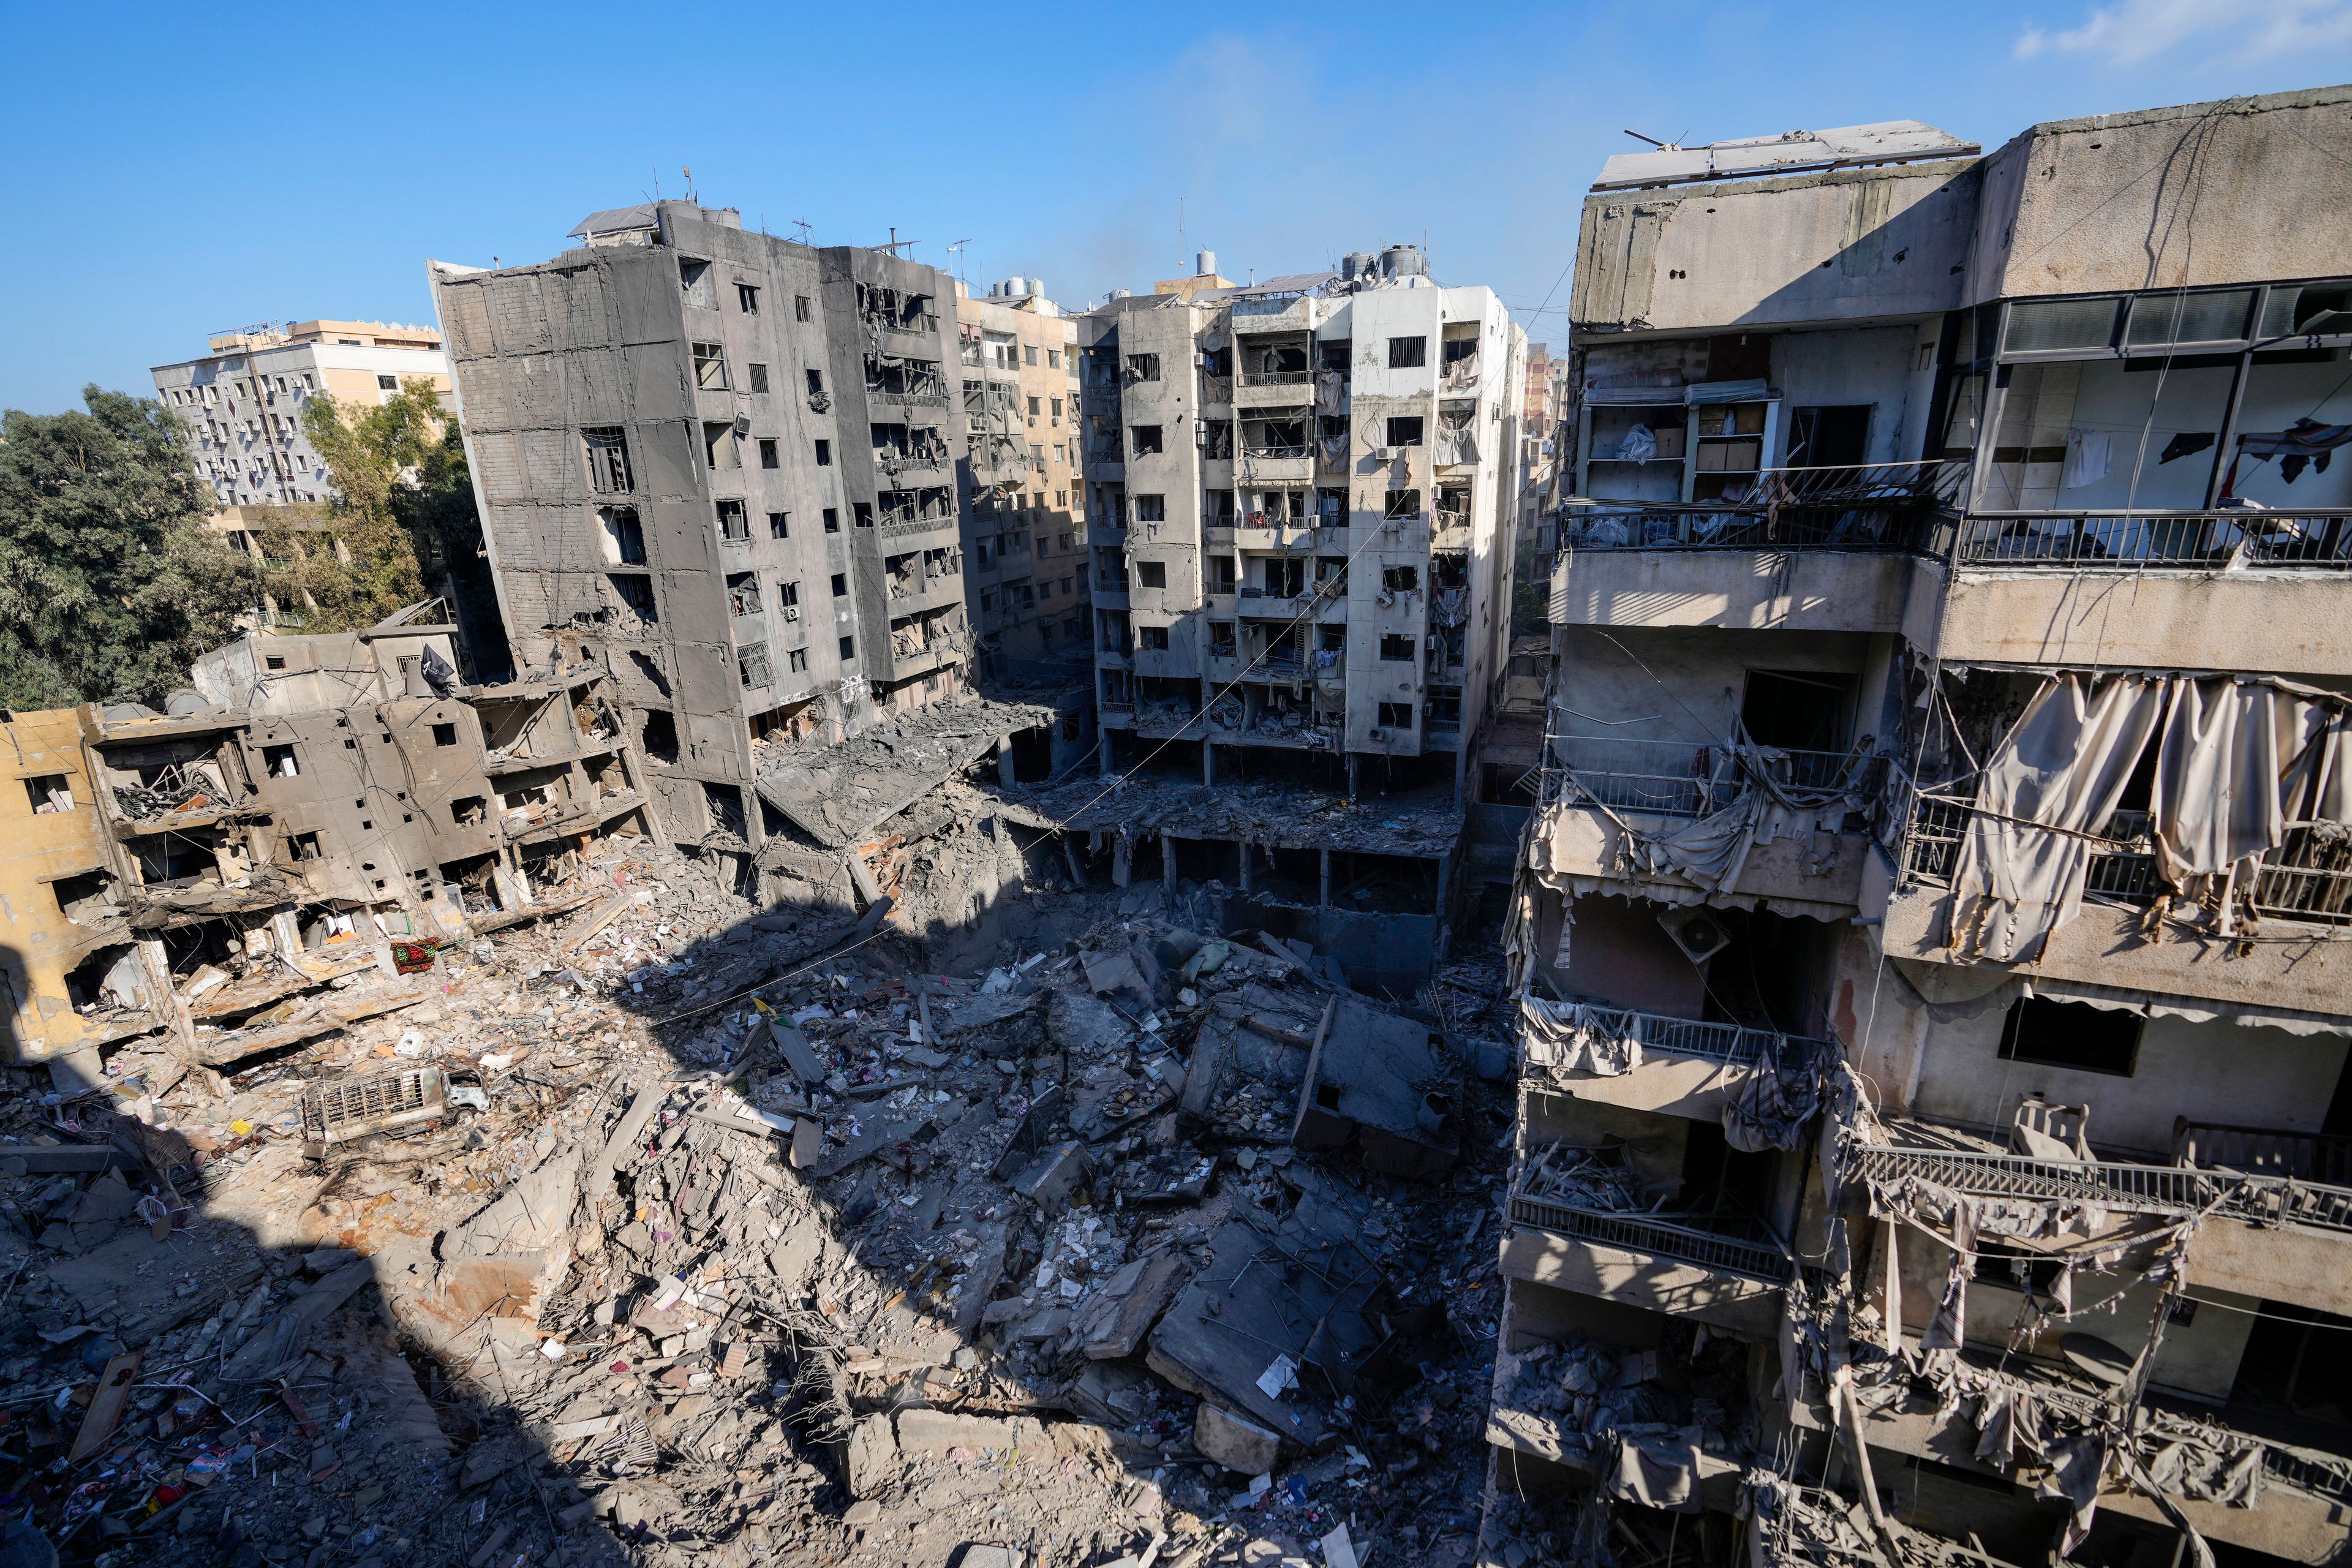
[2063,429,2112,488]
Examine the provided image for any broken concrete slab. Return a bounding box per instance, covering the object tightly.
[895,1408,1049,1456]
[1011,1141,1089,1210]
[1193,1404,1282,1476]
[1073,1248,1191,1360]
[1292,994,1460,1181]
[769,1021,827,1084]
[222,1260,373,1382]
[847,1412,899,1498]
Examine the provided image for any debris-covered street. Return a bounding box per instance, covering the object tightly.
[1,810,1515,1568]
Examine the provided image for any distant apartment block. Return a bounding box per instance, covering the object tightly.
[151,319,451,510]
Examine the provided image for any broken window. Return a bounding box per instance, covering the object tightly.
[704,421,740,469]
[768,510,789,538]
[1379,634,1415,662]
[1385,415,1425,447]
[737,282,760,314]
[609,573,657,622]
[1999,994,2141,1076]
[1200,420,1233,459]
[680,260,716,309]
[1739,669,1853,752]
[778,579,801,611]
[23,774,71,813]
[823,507,840,532]
[431,722,459,747]
[1204,488,1237,526]
[582,427,633,492]
[758,438,779,469]
[1314,488,1346,523]
[814,439,831,466]
[1126,353,1161,383]
[839,635,856,660]
[727,572,761,617]
[261,742,300,777]
[1382,564,1419,592]
[641,710,680,763]
[1131,424,1163,456]
[789,648,809,673]
[1134,494,1166,523]
[1244,418,1308,458]
[450,796,486,827]
[715,499,750,540]
[831,572,848,597]
[738,645,773,688]
[1137,561,1167,589]
[793,293,813,323]
[1139,625,1169,650]
[1378,702,1415,728]
[1786,405,1872,469]
[1208,555,1236,594]
[692,342,729,390]
[1257,557,1305,598]
[1319,338,1351,374]
[285,829,322,860]
[1210,622,1236,655]
[1317,625,1346,652]
[598,504,646,565]
[1384,489,1423,521]
[1434,485,1471,531]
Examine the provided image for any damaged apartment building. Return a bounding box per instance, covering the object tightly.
[0,606,654,1088]
[1485,86,2352,1568]
[1065,246,1529,989]
[429,202,997,864]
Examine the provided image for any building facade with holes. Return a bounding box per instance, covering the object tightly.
[429,201,980,859]
[1075,247,1528,794]
[1481,86,2352,1568]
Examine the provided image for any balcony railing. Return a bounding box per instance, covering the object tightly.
[2176,1120,2352,1187]
[1849,1143,2352,1236]
[1901,797,2351,925]
[1242,366,1313,387]
[1564,460,1967,554]
[1543,734,1883,819]
[1956,510,2352,570]
[1509,1194,1790,1281]
[1521,999,1828,1075]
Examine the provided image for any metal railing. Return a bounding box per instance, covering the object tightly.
[1562,461,1968,554]
[1509,1195,1790,1281]
[1544,734,1882,819]
[1903,799,2347,921]
[1521,1001,1828,1075]
[2248,822,2352,925]
[1241,366,1313,386]
[1956,510,2352,569]
[2177,1120,2352,1187]
[1850,1144,2352,1236]
[1242,443,1311,460]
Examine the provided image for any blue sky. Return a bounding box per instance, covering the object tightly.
[6,0,2351,414]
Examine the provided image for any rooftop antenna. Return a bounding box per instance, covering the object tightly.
[1623,129,1680,150]
[946,239,974,285]
[683,165,695,203]
[1178,196,1185,274]
[652,165,662,199]
[791,219,813,245]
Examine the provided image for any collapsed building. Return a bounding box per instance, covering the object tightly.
[0,605,655,1087]
[1484,86,2352,1568]
[1076,246,1531,987]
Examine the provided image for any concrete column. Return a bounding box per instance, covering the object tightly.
[1098,732,1114,775]
[1238,839,1252,892]
[1319,847,1332,907]
[998,739,1016,786]
[1203,742,1216,787]
[1346,753,1359,801]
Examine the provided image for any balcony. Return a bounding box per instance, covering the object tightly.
[1502,1144,1789,1336]
[1563,461,1965,552]
[1532,734,1887,915]
[1520,996,1831,1121]
[1847,1118,2352,1318]
[1886,794,2352,1014]
[1956,509,2352,570]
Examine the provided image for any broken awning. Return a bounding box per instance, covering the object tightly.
[1890,957,2352,1040]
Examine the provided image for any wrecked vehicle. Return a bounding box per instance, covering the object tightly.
[298,1065,488,1156]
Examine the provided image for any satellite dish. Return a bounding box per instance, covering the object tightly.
[1657,909,1732,965]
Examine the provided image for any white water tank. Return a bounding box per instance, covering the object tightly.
[1196,249,1218,277]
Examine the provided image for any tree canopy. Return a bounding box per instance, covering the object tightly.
[0,387,260,710]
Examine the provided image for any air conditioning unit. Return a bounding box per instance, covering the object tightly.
[1367,726,1385,741]
[781,606,800,622]
[1657,908,1733,966]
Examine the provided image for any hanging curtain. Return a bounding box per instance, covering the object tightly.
[1950,674,2164,961]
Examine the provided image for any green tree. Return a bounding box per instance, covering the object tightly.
[0,386,260,709]
[281,378,437,627]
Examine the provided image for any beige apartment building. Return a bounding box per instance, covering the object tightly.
[955,278,1093,684]
[1485,86,2352,1568]
[150,319,452,510]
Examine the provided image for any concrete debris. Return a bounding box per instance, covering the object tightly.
[0,783,1515,1568]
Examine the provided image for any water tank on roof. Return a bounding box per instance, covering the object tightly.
[1109,288,1131,301]
[1196,250,1217,278]
[1341,251,1376,281]
[164,689,209,717]
[1380,244,1427,280]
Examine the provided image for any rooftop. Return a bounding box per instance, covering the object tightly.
[1592,119,1978,191]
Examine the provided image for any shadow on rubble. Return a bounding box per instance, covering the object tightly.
[0,832,1521,1568]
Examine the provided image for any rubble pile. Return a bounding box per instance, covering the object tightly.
[0,818,1518,1568]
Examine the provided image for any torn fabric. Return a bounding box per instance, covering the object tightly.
[1948,673,2165,961]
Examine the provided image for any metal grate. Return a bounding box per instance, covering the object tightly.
[1522,1001,1827,1074]
[310,1071,429,1131]
[1509,1196,1790,1281]
[1852,1145,2352,1236]
[1958,511,2352,569]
